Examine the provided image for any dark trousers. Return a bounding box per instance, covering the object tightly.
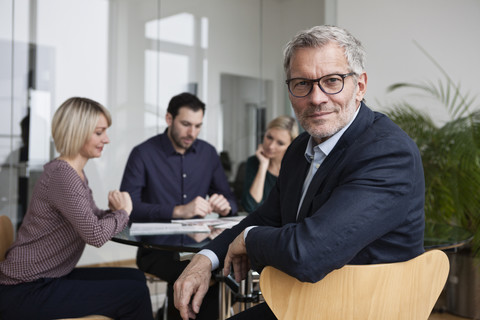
[227,302,277,320]
[0,267,153,320]
[137,248,219,320]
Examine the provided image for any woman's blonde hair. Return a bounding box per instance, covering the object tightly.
[51,97,111,157]
[267,115,299,142]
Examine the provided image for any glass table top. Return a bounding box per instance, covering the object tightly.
[112,226,208,253]
[424,222,473,250]
[112,221,474,253]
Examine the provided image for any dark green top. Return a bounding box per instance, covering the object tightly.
[241,155,278,213]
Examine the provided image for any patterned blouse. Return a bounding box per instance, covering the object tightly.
[0,159,129,285]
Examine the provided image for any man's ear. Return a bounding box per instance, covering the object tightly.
[356,72,367,102]
[165,112,173,126]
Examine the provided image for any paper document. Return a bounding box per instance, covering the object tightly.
[131,215,246,236]
[130,223,211,236]
[171,215,246,229]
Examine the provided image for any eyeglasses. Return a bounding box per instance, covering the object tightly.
[285,72,356,98]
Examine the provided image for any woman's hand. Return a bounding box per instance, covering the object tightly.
[108,190,133,216]
[255,144,270,169]
[249,145,271,203]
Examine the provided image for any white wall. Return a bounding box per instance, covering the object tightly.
[262,0,328,117]
[337,0,480,124]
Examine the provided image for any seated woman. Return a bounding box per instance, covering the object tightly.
[241,115,299,213]
[0,97,153,320]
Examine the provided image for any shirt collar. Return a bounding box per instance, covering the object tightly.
[160,128,198,155]
[304,104,361,163]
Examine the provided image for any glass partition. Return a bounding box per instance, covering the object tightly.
[108,0,266,183]
[1,0,327,263]
[0,0,31,229]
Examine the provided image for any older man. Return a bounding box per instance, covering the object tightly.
[173,26,425,319]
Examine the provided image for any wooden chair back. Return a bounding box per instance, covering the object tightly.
[259,250,449,320]
[0,215,14,262]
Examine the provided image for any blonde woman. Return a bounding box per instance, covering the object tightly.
[241,115,299,213]
[0,97,153,320]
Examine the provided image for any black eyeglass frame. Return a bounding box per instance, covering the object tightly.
[285,72,357,97]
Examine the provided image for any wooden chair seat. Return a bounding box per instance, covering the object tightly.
[259,250,449,320]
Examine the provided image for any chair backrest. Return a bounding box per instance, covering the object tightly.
[259,250,449,320]
[0,215,14,262]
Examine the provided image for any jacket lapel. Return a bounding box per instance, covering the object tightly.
[296,145,346,222]
[280,133,311,225]
[296,103,374,222]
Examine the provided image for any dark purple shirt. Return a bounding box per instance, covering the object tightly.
[120,132,238,224]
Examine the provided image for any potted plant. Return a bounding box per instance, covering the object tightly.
[382,49,480,318]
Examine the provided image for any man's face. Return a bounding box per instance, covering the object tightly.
[166,107,204,154]
[288,43,367,144]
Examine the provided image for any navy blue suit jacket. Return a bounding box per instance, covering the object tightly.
[206,103,425,282]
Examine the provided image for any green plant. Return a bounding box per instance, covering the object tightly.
[383,44,480,256]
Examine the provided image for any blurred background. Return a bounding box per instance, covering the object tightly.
[1,0,479,266]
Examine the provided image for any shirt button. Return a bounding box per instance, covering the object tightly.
[183,194,187,198]
[183,173,187,178]
[315,164,320,169]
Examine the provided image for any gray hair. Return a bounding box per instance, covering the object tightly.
[283,25,366,78]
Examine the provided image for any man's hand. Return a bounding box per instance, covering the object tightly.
[174,254,213,320]
[208,193,231,216]
[223,230,250,283]
[173,196,212,219]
